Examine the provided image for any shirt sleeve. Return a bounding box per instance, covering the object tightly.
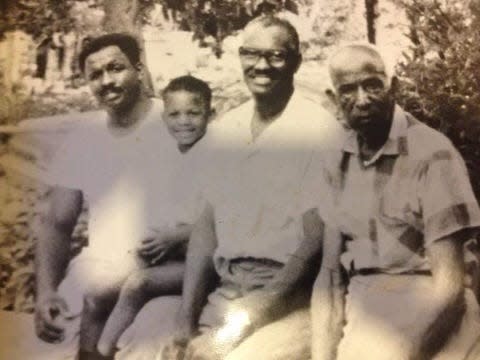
[42,126,90,191]
[298,150,338,227]
[418,147,480,246]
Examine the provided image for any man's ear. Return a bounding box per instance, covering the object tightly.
[325,88,336,104]
[325,88,346,124]
[208,107,217,122]
[135,62,143,76]
[293,53,302,73]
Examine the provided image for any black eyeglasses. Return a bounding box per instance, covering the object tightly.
[238,46,292,67]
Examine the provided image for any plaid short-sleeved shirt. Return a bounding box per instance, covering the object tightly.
[321,105,480,273]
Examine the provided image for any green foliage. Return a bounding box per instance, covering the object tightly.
[0,184,89,312]
[0,0,74,39]
[0,226,35,312]
[396,0,480,198]
[160,0,299,54]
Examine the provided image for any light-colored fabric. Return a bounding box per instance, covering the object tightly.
[197,258,310,360]
[199,258,283,330]
[115,296,182,360]
[115,296,311,360]
[39,98,206,358]
[45,99,200,266]
[336,274,480,360]
[199,92,340,268]
[321,105,480,273]
[225,308,310,360]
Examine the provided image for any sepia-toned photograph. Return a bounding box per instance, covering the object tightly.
[1,0,480,359]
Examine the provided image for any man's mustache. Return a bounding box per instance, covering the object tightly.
[99,86,122,97]
[248,69,278,77]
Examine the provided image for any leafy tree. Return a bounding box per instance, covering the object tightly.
[396,0,480,199]
[0,0,74,39]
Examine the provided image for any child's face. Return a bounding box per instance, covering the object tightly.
[163,90,210,149]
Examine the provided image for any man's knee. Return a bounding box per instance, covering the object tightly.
[121,271,155,299]
[226,309,311,360]
[83,287,116,318]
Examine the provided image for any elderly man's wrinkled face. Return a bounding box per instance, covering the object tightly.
[239,25,299,98]
[84,45,142,114]
[330,51,393,133]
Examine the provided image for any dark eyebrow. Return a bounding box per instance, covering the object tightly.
[338,83,357,92]
[88,69,102,79]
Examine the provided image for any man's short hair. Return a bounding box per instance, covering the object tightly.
[328,42,392,80]
[162,75,212,108]
[244,15,300,54]
[78,33,141,73]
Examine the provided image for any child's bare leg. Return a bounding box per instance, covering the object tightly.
[97,261,184,356]
[79,277,124,358]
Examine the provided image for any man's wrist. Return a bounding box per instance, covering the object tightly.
[36,286,57,301]
[175,310,197,336]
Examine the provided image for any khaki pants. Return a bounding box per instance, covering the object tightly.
[337,274,480,360]
[199,258,311,360]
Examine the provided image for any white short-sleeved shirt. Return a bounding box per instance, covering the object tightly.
[198,92,341,267]
[45,99,199,266]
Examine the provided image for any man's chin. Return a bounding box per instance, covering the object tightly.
[176,137,196,146]
[246,81,277,95]
[101,97,133,115]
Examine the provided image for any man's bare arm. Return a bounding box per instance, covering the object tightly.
[176,203,217,334]
[409,233,467,359]
[233,208,325,330]
[35,186,83,296]
[311,225,346,360]
[34,186,83,342]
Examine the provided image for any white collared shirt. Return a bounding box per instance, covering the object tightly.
[198,92,341,267]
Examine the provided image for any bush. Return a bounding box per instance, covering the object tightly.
[395,0,480,199]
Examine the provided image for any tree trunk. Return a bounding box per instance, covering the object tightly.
[365,0,378,44]
[102,0,154,95]
[103,0,140,33]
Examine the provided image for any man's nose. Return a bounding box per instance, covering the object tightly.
[254,55,270,70]
[354,86,371,108]
[101,71,114,86]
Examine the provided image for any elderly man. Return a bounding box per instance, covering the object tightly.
[34,33,191,360]
[163,16,340,360]
[310,44,480,360]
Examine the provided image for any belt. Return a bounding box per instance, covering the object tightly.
[229,257,284,268]
[348,267,431,277]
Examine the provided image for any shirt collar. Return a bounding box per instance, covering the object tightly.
[342,104,409,162]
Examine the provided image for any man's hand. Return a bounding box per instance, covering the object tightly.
[34,292,70,343]
[162,333,189,360]
[162,317,196,360]
[137,227,185,265]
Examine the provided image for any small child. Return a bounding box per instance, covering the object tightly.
[162,75,214,153]
[96,75,214,357]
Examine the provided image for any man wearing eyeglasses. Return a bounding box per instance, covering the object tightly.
[163,15,340,360]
